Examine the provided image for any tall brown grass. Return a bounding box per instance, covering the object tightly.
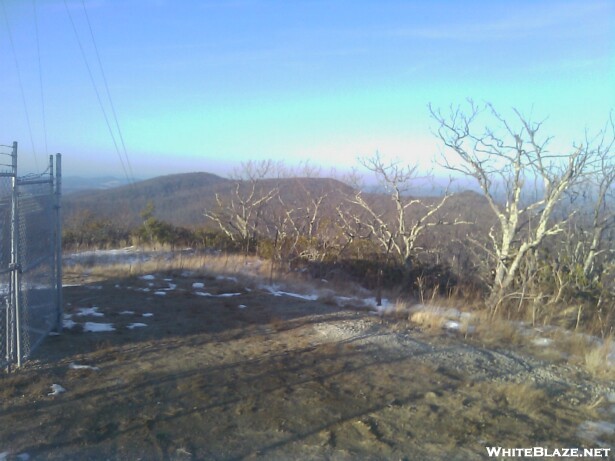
[65,248,614,378]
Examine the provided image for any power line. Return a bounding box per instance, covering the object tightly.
[80,0,135,183]
[33,0,49,157]
[1,1,40,172]
[63,0,132,184]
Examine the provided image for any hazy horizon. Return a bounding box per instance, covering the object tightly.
[1,1,613,180]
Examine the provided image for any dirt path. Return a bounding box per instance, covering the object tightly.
[1,271,614,460]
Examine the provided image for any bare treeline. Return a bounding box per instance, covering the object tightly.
[202,102,614,334]
[63,103,614,334]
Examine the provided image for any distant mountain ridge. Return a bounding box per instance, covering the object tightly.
[62,172,355,229]
[62,171,492,249]
[62,176,139,194]
[63,172,230,227]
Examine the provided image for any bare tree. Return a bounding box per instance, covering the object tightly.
[430,101,592,308]
[269,163,352,267]
[204,159,280,255]
[341,152,460,267]
[578,117,615,278]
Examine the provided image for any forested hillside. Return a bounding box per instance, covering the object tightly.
[63,172,230,227]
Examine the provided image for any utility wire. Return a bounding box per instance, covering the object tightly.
[80,0,135,183]
[63,0,131,184]
[1,1,40,172]
[33,0,49,157]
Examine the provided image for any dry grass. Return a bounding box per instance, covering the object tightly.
[551,331,592,364]
[493,382,548,416]
[64,248,615,380]
[409,308,448,334]
[269,315,285,332]
[583,335,615,378]
[472,311,523,346]
[391,299,412,318]
[65,253,268,283]
[66,249,375,311]
[406,302,479,337]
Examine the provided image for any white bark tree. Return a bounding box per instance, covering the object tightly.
[430,101,592,307]
[578,117,615,278]
[341,152,462,267]
[204,160,279,254]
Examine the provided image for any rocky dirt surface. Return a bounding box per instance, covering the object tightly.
[1,269,614,460]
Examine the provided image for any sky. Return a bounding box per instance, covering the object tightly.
[0,0,613,180]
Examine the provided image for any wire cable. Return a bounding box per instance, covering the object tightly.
[80,0,135,184]
[1,1,40,172]
[33,0,49,157]
[63,0,131,183]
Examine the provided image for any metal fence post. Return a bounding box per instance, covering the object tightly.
[55,153,63,331]
[1,142,61,370]
[9,142,21,368]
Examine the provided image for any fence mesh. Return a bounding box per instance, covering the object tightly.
[1,143,61,370]
[18,177,57,358]
[1,146,14,370]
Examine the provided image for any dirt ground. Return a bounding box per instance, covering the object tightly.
[1,268,614,460]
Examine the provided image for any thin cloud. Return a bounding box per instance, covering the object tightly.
[389,0,613,41]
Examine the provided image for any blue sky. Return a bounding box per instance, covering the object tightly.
[0,0,613,179]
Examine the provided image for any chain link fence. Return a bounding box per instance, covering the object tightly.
[1,142,62,371]
[0,145,13,371]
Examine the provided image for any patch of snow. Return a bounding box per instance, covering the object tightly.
[262,284,318,301]
[282,291,318,301]
[363,297,392,312]
[164,278,173,282]
[69,362,99,371]
[238,304,247,309]
[216,275,238,283]
[120,310,135,315]
[444,320,461,331]
[192,282,205,289]
[48,384,66,396]
[114,284,121,288]
[76,307,104,317]
[334,296,354,306]
[0,452,29,461]
[154,291,167,296]
[63,318,77,329]
[532,337,553,347]
[165,283,177,290]
[127,323,147,329]
[142,313,154,317]
[577,420,615,445]
[195,291,241,297]
[83,322,115,332]
[140,275,156,280]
